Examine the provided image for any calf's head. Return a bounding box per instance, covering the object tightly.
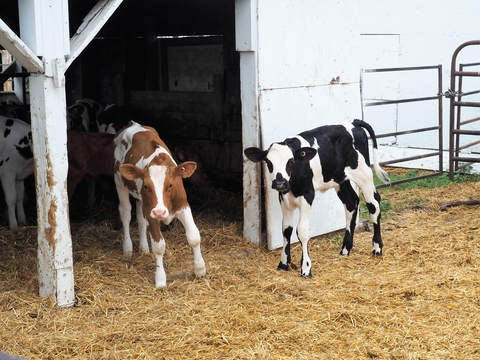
[244,144,317,194]
[119,154,197,220]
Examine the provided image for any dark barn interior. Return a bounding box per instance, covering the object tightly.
[0,0,242,189]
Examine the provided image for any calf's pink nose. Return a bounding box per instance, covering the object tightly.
[151,207,168,219]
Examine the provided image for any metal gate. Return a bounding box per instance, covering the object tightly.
[360,65,444,188]
[448,40,480,180]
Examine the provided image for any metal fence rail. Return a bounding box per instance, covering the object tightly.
[448,40,480,180]
[360,65,444,188]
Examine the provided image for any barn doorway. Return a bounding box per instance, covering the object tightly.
[65,0,242,189]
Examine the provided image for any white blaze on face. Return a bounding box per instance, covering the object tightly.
[148,164,170,219]
[266,143,293,183]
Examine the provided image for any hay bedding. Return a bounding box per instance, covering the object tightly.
[1,182,480,360]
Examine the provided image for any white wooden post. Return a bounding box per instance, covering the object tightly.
[19,0,74,307]
[235,0,263,246]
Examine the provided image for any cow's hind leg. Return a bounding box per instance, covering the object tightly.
[336,181,359,256]
[366,191,383,257]
[354,172,383,257]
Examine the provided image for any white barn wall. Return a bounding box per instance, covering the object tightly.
[255,0,362,249]
[239,0,479,249]
[358,0,480,156]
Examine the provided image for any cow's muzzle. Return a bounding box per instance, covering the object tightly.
[272,173,290,193]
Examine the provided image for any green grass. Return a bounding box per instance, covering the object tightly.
[373,166,480,191]
[357,166,480,221]
[329,166,480,239]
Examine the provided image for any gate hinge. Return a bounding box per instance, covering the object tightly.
[439,89,462,98]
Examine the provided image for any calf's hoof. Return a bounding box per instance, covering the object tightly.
[339,247,350,256]
[277,262,289,271]
[194,262,206,278]
[139,246,150,254]
[301,271,312,279]
[372,249,382,257]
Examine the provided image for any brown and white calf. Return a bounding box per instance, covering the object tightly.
[113,121,206,287]
[0,116,34,229]
[67,131,115,202]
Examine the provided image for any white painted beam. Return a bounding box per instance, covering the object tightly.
[66,0,124,70]
[30,68,74,307]
[0,18,43,73]
[236,0,263,246]
[19,0,74,307]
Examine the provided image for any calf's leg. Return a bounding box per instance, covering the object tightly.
[1,174,18,229]
[297,201,312,278]
[115,180,134,256]
[136,199,149,253]
[15,179,27,225]
[176,207,206,279]
[278,201,296,271]
[350,168,383,257]
[366,191,383,257]
[336,181,360,256]
[147,220,167,288]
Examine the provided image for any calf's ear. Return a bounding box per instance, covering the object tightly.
[244,147,267,163]
[119,164,145,181]
[175,161,197,178]
[295,147,317,162]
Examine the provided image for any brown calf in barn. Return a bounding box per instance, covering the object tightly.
[66,132,211,204]
[66,131,115,202]
[114,121,206,287]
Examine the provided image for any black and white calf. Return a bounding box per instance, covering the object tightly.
[244,119,390,278]
[0,116,34,229]
[66,99,104,132]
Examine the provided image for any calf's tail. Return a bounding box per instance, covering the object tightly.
[353,119,390,184]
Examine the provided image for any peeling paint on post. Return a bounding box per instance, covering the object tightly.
[31,70,74,307]
[20,1,75,307]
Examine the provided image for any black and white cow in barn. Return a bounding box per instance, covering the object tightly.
[244,119,390,278]
[96,104,133,134]
[0,116,34,229]
[113,121,206,287]
[66,98,104,132]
